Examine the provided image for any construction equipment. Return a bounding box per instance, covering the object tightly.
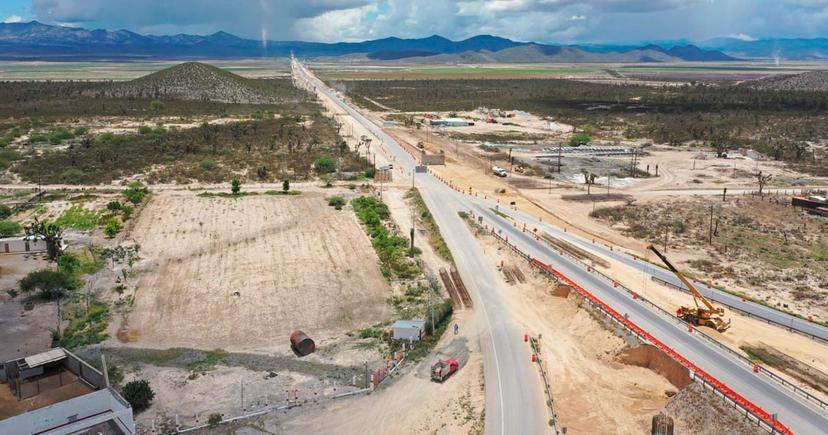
[430,359,459,382]
[647,245,731,332]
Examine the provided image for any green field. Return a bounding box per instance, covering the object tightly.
[0,60,290,81]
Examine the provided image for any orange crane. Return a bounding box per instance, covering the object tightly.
[647,244,731,332]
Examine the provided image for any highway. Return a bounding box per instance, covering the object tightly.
[291,59,549,434]
[494,205,828,343]
[292,59,828,434]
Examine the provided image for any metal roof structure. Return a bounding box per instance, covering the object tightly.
[21,348,66,369]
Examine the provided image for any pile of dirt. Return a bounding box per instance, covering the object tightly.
[663,382,766,435]
[617,344,692,389]
[90,62,278,103]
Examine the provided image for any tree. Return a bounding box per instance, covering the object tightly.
[19,269,75,300]
[25,218,64,262]
[755,171,772,196]
[0,204,12,219]
[282,178,290,193]
[582,170,596,195]
[122,379,155,411]
[314,155,336,174]
[0,220,22,237]
[149,100,165,114]
[231,178,241,195]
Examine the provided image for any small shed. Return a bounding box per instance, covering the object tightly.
[393,320,426,342]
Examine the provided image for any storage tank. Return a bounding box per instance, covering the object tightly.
[290,330,315,356]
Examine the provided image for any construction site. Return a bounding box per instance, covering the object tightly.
[1,52,828,435]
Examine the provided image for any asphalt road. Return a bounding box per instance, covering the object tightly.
[494,205,828,343]
[292,60,549,435]
[293,59,828,434]
[466,202,828,434]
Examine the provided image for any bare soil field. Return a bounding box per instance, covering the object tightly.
[0,253,54,361]
[117,189,392,352]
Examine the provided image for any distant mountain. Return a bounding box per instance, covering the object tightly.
[89,62,280,103]
[699,37,828,60]
[0,21,736,63]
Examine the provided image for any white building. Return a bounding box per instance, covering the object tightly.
[1,236,49,254]
[392,319,426,342]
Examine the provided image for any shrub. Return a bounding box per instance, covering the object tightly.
[106,201,123,212]
[48,127,74,144]
[200,159,217,170]
[73,127,89,136]
[55,206,100,231]
[208,413,223,428]
[123,181,149,205]
[569,132,591,147]
[138,125,153,135]
[231,178,241,195]
[314,155,336,174]
[327,196,346,210]
[282,178,290,192]
[0,219,21,237]
[103,218,122,238]
[19,269,76,300]
[122,380,155,411]
[0,204,12,219]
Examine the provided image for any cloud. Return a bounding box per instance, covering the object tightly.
[30,0,369,39]
[4,15,23,23]
[22,0,828,43]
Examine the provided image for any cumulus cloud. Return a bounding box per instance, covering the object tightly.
[4,15,23,23]
[22,0,828,43]
[30,0,369,39]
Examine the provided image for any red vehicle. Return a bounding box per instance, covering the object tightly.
[431,359,459,382]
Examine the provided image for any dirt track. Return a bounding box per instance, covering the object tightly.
[118,189,391,353]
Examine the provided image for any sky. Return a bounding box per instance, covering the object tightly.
[2,0,828,44]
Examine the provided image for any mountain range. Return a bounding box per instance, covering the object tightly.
[0,20,809,63]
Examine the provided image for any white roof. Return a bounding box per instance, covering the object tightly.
[393,319,425,329]
[24,348,66,368]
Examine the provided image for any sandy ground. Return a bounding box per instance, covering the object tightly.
[0,253,55,362]
[472,232,676,434]
[118,189,392,353]
[193,308,486,435]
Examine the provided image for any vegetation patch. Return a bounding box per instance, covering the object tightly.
[352,195,421,279]
[407,188,454,263]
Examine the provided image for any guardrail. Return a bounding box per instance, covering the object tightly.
[477,218,793,435]
[482,209,828,414]
[651,275,828,345]
[529,336,562,434]
[529,258,792,435]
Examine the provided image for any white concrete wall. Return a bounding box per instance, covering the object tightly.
[0,237,48,254]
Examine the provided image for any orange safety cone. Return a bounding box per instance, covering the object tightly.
[753,362,760,373]
[524,334,528,342]
[531,354,537,363]
[688,324,694,333]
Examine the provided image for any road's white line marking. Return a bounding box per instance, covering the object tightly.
[296,61,510,434]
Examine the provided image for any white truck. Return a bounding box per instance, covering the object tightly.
[492,166,508,177]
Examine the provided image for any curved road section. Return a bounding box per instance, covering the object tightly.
[291,59,548,434]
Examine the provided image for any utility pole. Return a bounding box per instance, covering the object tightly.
[557,143,562,173]
[508,148,513,172]
[708,204,714,245]
[240,379,245,412]
[364,361,369,389]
